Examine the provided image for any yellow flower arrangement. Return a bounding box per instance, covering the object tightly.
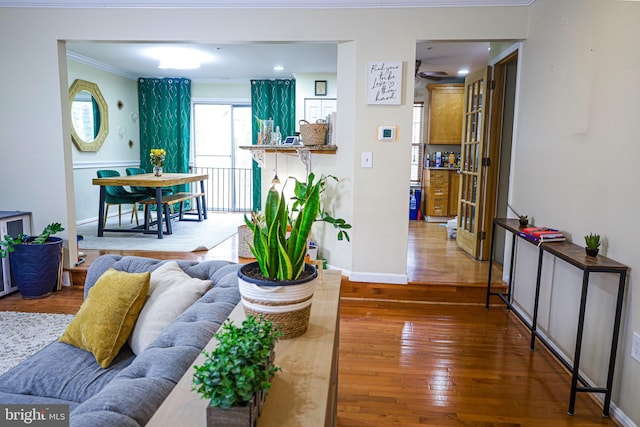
[150,148,166,167]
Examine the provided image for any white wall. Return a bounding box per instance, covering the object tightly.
[507,0,640,423]
[69,60,140,223]
[7,4,640,424]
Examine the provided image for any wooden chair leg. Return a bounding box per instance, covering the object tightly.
[131,203,140,226]
[104,204,110,228]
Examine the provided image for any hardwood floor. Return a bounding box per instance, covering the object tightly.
[0,218,619,426]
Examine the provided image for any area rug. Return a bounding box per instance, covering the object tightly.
[76,212,245,252]
[0,311,75,376]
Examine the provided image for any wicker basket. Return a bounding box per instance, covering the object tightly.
[299,119,328,146]
[237,224,254,258]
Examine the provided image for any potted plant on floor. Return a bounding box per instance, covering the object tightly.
[239,173,350,338]
[584,233,601,257]
[0,222,65,299]
[192,316,282,427]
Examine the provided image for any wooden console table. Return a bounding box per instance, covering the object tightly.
[486,218,628,417]
[147,269,341,427]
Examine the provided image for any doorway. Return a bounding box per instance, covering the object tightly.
[191,102,253,212]
[408,42,520,282]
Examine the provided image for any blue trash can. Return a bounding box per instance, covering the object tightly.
[409,189,421,220]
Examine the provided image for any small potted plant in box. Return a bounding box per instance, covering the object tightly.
[584,233,601,257]
[192,316,282,427]
[0,222,65,299]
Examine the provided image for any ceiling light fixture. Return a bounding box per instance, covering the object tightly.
[146,47,214,70]
[273,65,284,72]
[457,68,470,76]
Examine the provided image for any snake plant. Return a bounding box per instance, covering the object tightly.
[244,173,350,281]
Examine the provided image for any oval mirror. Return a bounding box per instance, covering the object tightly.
[69,79,109,152]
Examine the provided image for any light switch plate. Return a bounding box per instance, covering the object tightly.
[361,152,373,168]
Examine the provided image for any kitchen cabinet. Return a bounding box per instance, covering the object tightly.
[424,169,460,218]
[427,84,464,145]
[425,169,449,217]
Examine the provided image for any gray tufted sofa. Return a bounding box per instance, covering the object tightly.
[0,255,241,427]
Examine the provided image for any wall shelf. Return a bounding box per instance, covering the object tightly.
[240,144,337,171]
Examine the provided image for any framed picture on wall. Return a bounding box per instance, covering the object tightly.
[315,80,327,96]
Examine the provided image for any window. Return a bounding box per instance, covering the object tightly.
[192,102,253,211]
[410,102,425,184]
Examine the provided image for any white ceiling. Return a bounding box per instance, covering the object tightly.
[66,42,340,83]
[66,40,490,84]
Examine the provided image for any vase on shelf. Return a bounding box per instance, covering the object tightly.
[153,166,163,177]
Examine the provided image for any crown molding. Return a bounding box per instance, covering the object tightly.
[1,0,535,8]
[67,51,138,81]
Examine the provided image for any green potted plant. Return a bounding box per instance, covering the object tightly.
[0,222,65,299]
[192,316,282,427]
[238,173,350,338]
[584,233,601,257]
[518,215,529,227]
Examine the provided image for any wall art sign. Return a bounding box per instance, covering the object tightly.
[367,61,402,105]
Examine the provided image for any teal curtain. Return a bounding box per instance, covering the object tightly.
[138,77,191,198]
[250,79,296,211]
[91,97,101,139]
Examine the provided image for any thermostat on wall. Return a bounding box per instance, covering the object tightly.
[377,126,397,142]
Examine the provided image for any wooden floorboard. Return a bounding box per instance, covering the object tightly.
[0,218,619,425]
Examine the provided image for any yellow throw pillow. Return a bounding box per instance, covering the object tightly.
[59,268,150,368]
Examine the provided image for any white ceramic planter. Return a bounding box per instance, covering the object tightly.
[237,262,318,339]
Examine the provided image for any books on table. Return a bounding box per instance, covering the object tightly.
[518,227,566,243]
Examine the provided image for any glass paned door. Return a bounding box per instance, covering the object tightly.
[192,103,253,211]
[457,67,489,258]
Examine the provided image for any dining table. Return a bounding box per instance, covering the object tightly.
[92,172,208,239]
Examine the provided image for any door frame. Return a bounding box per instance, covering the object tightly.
[478,43,522,261]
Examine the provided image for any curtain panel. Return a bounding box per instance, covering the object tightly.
[138,77,192,198]
[250,79,296,211]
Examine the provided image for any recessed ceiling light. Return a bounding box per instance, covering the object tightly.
[146,47,213,70]
[458,68,470,76]
[273,65,284,71]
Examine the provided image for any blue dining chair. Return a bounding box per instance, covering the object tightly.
[96,170,150,227]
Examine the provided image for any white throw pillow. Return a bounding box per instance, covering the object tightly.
[128,261,212,355]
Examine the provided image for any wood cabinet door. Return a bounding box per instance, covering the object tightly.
[427,84,464,144]
[456,68,490,259]
[425,169,449,216]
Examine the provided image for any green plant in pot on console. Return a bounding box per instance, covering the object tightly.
[243,173,351,281]
[239,173,351,339]
[192,316,282,425]
[584,233,601,257]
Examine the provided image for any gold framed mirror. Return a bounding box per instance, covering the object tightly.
[69,79,109,152]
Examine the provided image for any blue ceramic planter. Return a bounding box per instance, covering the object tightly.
[9,237,63,299]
